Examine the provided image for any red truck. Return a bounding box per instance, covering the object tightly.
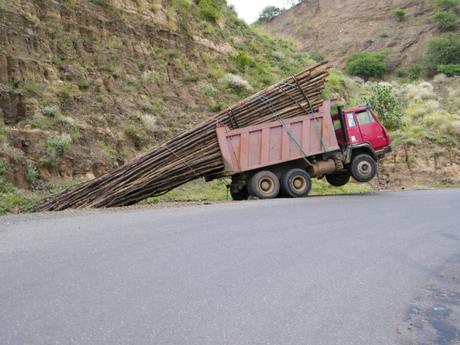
[212,100,391,200]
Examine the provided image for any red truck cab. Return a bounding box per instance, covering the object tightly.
[332,105,392,160]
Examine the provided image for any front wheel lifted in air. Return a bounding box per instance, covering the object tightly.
[351,154,377,182]
[248,170,280,199]
[326,173,351,187]
[281,169,312,198]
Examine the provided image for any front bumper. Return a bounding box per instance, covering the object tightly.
[376,146,392,159]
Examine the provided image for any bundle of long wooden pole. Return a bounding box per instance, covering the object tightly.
[33,62,329,211]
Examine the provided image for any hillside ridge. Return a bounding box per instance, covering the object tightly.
[260,0,452,70]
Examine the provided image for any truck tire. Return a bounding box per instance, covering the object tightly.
[351,154,377,182]
[280,169,312,198]
[326,173,351,187]
[230,185,249,200]
[248,170,280,199]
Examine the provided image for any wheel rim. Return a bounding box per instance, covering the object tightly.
[357,161,372,177]
[291,176,307,192]
[259,178,275,194]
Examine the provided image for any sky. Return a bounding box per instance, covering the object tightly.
[227,0,292,24]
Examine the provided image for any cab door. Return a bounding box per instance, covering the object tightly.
[354,110,388,150]
[344,111,363,145]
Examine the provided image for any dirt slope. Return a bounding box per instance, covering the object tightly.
[261,0,441,70]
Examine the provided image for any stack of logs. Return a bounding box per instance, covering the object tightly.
[33,62,329,211]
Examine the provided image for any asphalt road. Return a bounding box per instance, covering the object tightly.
[1,189,459,345]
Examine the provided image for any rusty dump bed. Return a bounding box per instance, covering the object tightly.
[216,100,340,175]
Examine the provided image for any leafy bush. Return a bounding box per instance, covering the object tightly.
[310,52,325,62]
[432,10,458,30]
[89,0,109,7]
[25,160,38,185]
[392,8,406,20]
[407,64,424,80]
[0,159,6,186]
[257,6,285,22]
[197,0,222,22]
[346,51,388,80]
[235,52,253,71]
[437,64,460,76]
[364,84,404,131]
[433,0,459,10]
[41,106,58,117]
[201,83,217,96]
[124,125,145,148]
[47,134,72,158]
[425,33,460,73]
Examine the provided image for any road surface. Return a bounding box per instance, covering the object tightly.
[1,189,459,345]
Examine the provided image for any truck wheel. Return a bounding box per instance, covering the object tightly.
[230,185,249,200]
[248,170,280,199]
[351,154,377,182]
[326,173,351,187]
[281,169,312,198]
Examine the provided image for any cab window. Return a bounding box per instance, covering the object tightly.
[346,113,356,128]
[356,111,375,126]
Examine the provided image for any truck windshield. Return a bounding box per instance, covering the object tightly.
[356,111,375,125]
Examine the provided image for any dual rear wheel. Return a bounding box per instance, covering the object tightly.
[246,169,312,199]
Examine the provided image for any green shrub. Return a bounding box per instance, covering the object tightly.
[310,52,325,62]
[0,187,40,215]
[41,105,58,117]
[257,6,285,22]
[392,8,406,20]
[46,134,71,158]
[425,33,460,73]
[235,52,253,71]
[407,64,424,80]
[25,160,39,185]
[437,64,460,76]
[197,0,221,22]
[0,159,6,186]
[89,0,109,7]
[433,0,459,10]
[432,10,458,30]
[364,84,404,131]
[201,83,217,96]
[101,64,124,78]
[346,51,388,80]
[22,79,41,95]
[124,125,145,148]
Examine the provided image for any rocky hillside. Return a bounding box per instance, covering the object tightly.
[261,0,456,70]
[0,0,315,194]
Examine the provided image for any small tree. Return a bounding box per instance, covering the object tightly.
[346,51,388,81]
[393,8,406,21]
[432,10,458,30]
[364,84,404,131]
[425,33,460,73]
[257,6,285,22]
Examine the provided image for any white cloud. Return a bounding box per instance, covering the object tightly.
[227,0,291,24]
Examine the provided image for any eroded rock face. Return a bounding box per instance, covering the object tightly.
[262,0,445,70]
[0,0,234,188]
